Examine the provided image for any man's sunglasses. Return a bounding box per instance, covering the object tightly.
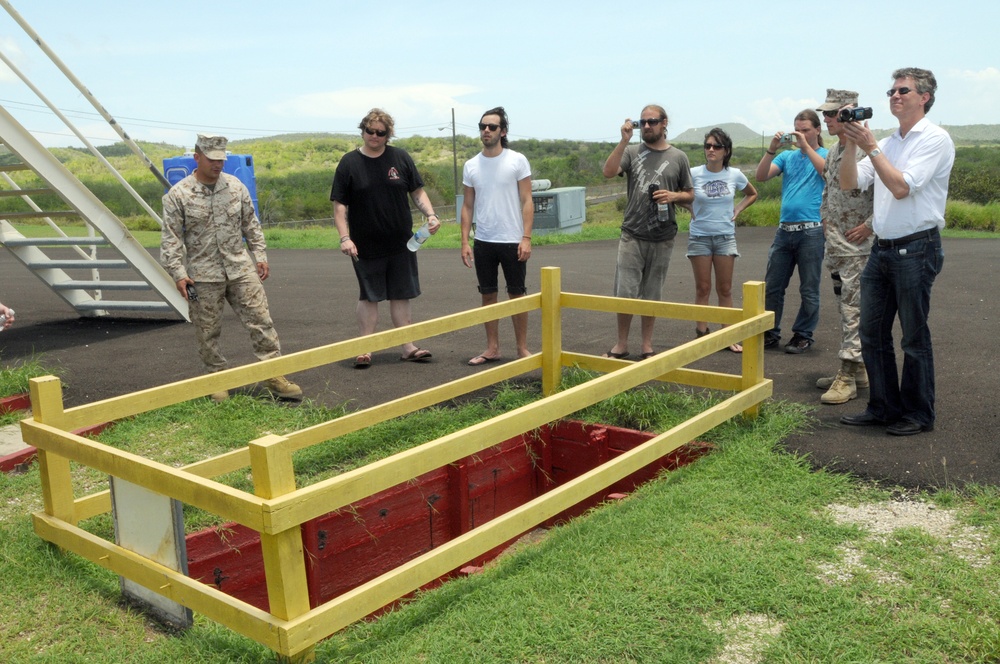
[821,110,839,118]
[886,87,915,97]
[478,123,501,131]
[364,127,388,137]
[639,118,663,127]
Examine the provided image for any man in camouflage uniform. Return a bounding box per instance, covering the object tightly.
[161,134,301,402]
[816,90,874,404]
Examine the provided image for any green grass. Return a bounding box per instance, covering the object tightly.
[2,372,1000,662]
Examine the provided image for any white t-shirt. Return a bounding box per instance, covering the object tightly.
[689,165,749,237]
[462,148,531,243]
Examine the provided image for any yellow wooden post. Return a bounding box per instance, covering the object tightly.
[28,376,76,524]
[249,434,314,664]
[540,267,563,397]
[741,281,766,418]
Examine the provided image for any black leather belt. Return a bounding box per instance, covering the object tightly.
[876,228,938,248]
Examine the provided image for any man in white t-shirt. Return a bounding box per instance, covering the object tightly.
[460,107,534,366]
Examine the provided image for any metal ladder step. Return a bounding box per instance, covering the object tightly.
[3,236,111,247]
[73,300,175,312]
[52,280,152,291]
[0,210,78,220]
[0,188,54,197]
[25,258,129,269]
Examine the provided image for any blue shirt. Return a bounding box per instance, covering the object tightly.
[773,147,828,223]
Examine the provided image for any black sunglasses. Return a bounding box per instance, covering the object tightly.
[639,118,663,127]
[886,87,915,97]
[364,127,388,137]
[703,143,725,150]
[821,110,839,118]
[478,123,500,131]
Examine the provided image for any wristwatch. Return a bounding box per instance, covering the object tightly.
[869,148,882,159]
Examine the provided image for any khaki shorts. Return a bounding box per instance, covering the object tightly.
[613,232,674,301]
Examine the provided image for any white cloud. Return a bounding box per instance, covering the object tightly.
[735,96,822,135]
[267,83,481,133]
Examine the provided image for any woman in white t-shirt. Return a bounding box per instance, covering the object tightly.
[687,128,757,352]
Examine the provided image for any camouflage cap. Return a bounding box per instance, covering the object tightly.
[817,89,859,111]
[195,134,228,160]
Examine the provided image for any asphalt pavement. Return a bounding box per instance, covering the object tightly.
[1,226,996,489]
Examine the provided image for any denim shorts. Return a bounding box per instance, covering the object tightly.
[686,234,739,258]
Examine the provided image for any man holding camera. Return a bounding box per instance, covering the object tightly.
[161,134,302,402]
[815,89,874,404]
[601,104,693,360]
[838,68,955,436]
[755,110,828,354]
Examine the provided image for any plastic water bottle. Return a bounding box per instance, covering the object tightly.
[648,184,670,223]
[0,309,12,330]
[656,200,670,222]
[407,223,431,252]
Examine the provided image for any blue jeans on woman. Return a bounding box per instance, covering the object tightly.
[859,231,943,427]
[764,226,825,341]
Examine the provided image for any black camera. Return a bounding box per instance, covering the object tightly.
[838,107,873,123]
[186,284,198,302]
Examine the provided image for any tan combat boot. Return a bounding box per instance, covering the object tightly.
[816,360,868,389]
[821,360,858,404]
[264,376,303,400]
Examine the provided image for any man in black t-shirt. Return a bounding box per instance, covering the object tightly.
[330,108,440,368]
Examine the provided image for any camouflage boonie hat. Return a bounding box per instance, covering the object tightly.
[817,89,859,111]
[195,134,228,160]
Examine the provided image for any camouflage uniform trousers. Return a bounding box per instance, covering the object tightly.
[826,253,868,363]
[189,275,281,373]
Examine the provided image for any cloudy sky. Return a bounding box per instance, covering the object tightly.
[1,0,996,148]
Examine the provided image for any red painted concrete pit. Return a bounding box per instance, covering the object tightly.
[185,421,713,612]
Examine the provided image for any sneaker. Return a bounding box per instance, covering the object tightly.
[784,334,813,354]
[264,376,303,400]
[210,390,229,403]
[764,333,780,349]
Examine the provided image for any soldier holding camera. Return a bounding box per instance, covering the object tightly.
[814,89,874,405]
[837,68,955,436]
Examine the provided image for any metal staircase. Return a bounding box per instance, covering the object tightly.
[0,105,188,319]
[0,0,188,321]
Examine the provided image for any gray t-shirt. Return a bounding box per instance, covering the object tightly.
[620,144,693,242]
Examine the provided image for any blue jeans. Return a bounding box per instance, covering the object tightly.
[764,226,824,340]
[860,231,944,427]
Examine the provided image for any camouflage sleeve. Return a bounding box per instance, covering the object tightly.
[160,191,187,282]
[239,184,268,265]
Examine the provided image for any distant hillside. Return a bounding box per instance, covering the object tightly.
[676,122,1000,147]
[674,123,763,147]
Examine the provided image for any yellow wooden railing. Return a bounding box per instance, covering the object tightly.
[23,267,774,662]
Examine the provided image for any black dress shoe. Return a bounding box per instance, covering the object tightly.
[886,420,934,436]
[840,411,890,427]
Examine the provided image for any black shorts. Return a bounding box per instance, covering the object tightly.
[354,250,421,302]
[473,240,527,296]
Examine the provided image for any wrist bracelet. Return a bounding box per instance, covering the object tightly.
[340,235,350,242]
[523,235,531,239]
[766,150,776,156]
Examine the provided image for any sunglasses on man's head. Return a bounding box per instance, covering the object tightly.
[478,123,500,131]
[364,127,388,137]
